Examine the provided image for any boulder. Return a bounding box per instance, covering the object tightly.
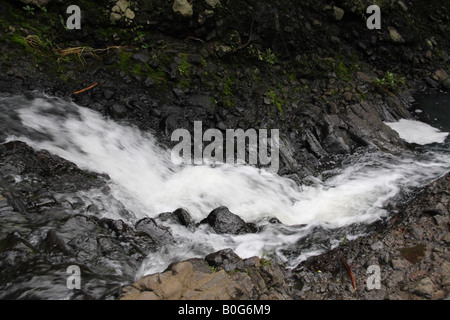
[135,217,175,245]
[157,208,196,230]
[200,206,255,235]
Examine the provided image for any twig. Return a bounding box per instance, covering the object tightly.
[184,36,204,44]
[237,19,255,50]
[72,82,98,95]
[341,255,357,291]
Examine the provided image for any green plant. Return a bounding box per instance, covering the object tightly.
[209,265,219,273]
[178,53,191,77]
[260,252,272,267]
[247,45,278,65]
[23,5,35,16]
[266,89,283,114]
[373,71,406,93]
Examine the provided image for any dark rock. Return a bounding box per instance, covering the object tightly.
[103,89,114,100]
[135,217,175,245]
[187,94,214,114]
[108,103,127,118]
[157,208,195,229]
[200,206,255,235]
[205,248,244,271]
[442,78,450,90]
[187,54,203,65]
[144,77,155,88]
[132,52,150,64]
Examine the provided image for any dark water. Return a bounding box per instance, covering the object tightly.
[415,92,450,137]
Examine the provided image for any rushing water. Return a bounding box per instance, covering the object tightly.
[0,93,449,281]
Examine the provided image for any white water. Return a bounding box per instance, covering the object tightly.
[385,119,449,145]
[2,95,450,277]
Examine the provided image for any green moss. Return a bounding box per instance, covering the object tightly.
[267,88,284,114]
[118,51,133,71]
[178,53,191,77]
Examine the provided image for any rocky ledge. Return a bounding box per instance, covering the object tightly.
[120,248,291,300]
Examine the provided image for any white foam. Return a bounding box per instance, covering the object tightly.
[3,96,450,274]
[385,119,448,145]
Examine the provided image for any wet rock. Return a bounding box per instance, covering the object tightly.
[200,206,255,235]
[157,208,195,230]
[108,103,127,118]
[119,249,292,300]
[135,217,175,245]
[292,173,450,300]
[205,248,244,272]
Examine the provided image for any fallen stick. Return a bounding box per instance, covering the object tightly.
[72,82,98,95]
[341,255,357,291]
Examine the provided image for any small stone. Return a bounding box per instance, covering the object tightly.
[205,0,220,8]
[144,77,155,88]
[333,6,345,21]
[125,8,135,20]
[111,5,121,13]
[343,91,352,101]
[397,1,408,12]
[388,27,405,44]
[173,0,193,18]
[109,103,127,118]
[411,277,435,298]
[215,44,232,58]
[433,69,449,82]
[132,52,150,64]
[370,241,384,251]
[391,258,408,270]
[117,0,129,13]
[110,12,122,22]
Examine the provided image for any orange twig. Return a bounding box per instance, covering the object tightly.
[72,82,98,95]
[341,255,357,291]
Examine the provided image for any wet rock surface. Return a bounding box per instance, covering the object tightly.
[119,248,292,300]
[0,141,163,299]
[199,206,257,235]
[291,173,450,300]
[0,0,449,300]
